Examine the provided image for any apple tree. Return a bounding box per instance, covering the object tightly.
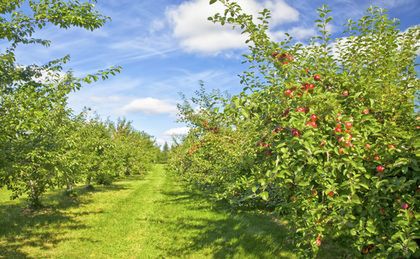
[169,1,419,257]
[0,0,120,207]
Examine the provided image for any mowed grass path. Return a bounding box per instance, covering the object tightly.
[0,165,296,258]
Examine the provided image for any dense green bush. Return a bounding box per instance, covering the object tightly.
[169,1,419,257]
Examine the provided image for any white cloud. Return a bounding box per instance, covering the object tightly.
[149,19,166,33]
[68,68,238,121]
[121,97,178,115]
[326,23,335,34]
[155,137,167,147]
[264,1,300,24]
[288,27,317,40]
[156,126,190,148]
[164,127,190,136]
[166,0,299,54]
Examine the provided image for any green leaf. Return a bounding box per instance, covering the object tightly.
[407,241,418,253]
[261,191,269,201]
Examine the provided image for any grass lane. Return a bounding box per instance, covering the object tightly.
[0,165,301,258]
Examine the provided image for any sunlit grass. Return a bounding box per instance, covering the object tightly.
[0,165,348,258]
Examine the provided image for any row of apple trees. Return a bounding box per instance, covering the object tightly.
[0,0,160,208]
[168,1,419,257]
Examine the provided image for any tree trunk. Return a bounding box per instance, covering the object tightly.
[28,180,42,209]
[65,180,74,196]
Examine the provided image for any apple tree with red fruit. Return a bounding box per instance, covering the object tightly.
[169,1,419,257]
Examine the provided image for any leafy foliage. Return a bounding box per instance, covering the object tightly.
[170,1,419,257]
[0,0,159,208]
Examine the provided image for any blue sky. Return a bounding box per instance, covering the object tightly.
[12,0,420,146]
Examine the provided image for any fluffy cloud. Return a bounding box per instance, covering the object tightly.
[121,97,178,115]
[155,137,167,147]
[166,0,299,54]
[287,27,317,40]
[164,127,190,136]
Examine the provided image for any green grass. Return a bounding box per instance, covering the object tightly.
[0,165,346,258]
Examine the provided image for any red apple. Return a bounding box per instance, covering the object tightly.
[276,53,294,62]
[342,90,349,97]
[374,155,380,161]
[316,235,322,247]
[272,126,283,134]
[310,114,317,121]
[365,144,371,149]
[306,121,317,128]
[345,122,352,129]
[291,129,300,137]
[313,74,321,81]
[376,165,385,173]
[362,109,370,115]
[263,143,271,148]
[327,191,334,197]
[296,107,306,113]
[284,89,293,97]
[401,203,409,210]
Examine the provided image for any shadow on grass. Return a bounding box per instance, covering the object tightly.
[0,181,130,258]
[158,185,295,259]
[160,183,355,259]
